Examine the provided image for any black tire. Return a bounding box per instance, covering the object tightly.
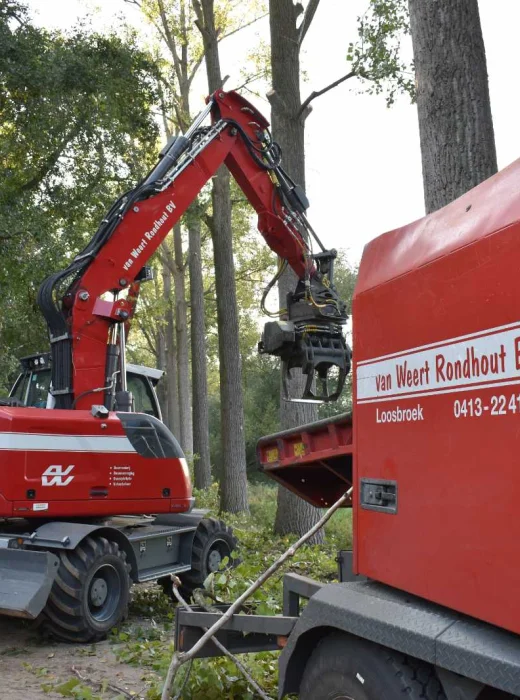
[160,518,239,601]
[40,536,131,643]
[299,633,446,700]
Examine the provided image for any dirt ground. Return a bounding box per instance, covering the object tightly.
[0,603,161,699]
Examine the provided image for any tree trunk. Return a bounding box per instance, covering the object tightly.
[172,223,193,456]
[161,248,181,439]
[408,0,497,214]
[194,0,249,513]
[188,214,212,489]
[269,0,323,543]
[154,275,169,424]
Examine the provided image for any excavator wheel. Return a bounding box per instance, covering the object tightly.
[40,536,131,643]
[159,517,239,602]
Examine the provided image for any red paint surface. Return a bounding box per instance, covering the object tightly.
[0,407,191,518]
[353,158,520,635]
[71,91,311,408]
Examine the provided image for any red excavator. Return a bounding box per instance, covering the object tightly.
[0,90,349,642]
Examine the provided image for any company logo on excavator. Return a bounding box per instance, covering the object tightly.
[41,465,75,487]
[122,199,176,272]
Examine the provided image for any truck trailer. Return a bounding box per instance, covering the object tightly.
[176,159,520,700]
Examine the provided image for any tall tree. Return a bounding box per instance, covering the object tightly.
[408,0,497,213]
[266,0,421,538]
[129,0,201,457]
[192,0,249,513]
[0,0,159,391]
[268,0,324,542]
[187,210,212,488]
[160,244,182,438]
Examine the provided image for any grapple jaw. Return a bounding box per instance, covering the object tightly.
[289,331,351,402]
[259,249,351,403]
[261,319,351,403]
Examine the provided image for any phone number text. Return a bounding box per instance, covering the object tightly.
[453,393,520,418]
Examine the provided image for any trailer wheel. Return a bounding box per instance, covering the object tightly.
[41,536,131,643]
[160,518,239,601]
[299,633,446,700]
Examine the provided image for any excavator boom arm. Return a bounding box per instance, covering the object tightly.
[38,91,349,410]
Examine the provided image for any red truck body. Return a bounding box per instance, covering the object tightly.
[259,158,520,638]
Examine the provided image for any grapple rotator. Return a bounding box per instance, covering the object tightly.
[260,250,351,403]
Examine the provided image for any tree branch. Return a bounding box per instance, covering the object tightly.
[266,89,290,118]
[220,12,269,42]
[19,120,84,193]
[170,585,271,700]
[161,487,353,698]
[157,0,183,85]
[135,318,157,357]
[233,69,269,93]
[191,0,207,39]
[298,70,357,117]
[298,0,320,46]
[187,53,205,89]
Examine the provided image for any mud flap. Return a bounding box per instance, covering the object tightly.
[0,549,59,619]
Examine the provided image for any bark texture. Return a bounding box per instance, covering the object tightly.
[408,0,497,214]
[154,278,169,422]
[269,0,323,543]
[155,0,207,466]
[172,223,193,456]
[194,0,249,512]
[161,251,181,439]
[188,214,212,489]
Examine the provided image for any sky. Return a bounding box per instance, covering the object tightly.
[26,0,520,265]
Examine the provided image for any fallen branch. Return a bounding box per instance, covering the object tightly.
[71,665,134,699]
[170,581,271,700]
[161,487,353,699]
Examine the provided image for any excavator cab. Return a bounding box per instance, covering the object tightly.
[8,353,164,418]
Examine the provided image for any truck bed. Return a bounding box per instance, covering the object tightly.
[257,412,352,508]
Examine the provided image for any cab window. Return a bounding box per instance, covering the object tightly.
[117,412,184,459]
[27,370,51,407]
[10,373,30,404]
[127,373,158,417]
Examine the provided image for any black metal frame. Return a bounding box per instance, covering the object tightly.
[174,573,322,659]
[174,569,520,698]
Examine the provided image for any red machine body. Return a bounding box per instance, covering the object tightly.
[1,90,347,521]
[0,406,191,518]
[353,158,520,636]
[69,91,312,407]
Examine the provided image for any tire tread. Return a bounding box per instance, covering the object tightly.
[39,537,131,643]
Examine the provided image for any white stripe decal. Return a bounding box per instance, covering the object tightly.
[357,378,520,404]
[357,322,520,402]
[0,433,136,453]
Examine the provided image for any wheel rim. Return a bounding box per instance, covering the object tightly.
[87,564,122,623]
[207,538,232,573]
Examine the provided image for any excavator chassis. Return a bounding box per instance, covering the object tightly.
[0,509,238,642]
[0,511,202,618]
